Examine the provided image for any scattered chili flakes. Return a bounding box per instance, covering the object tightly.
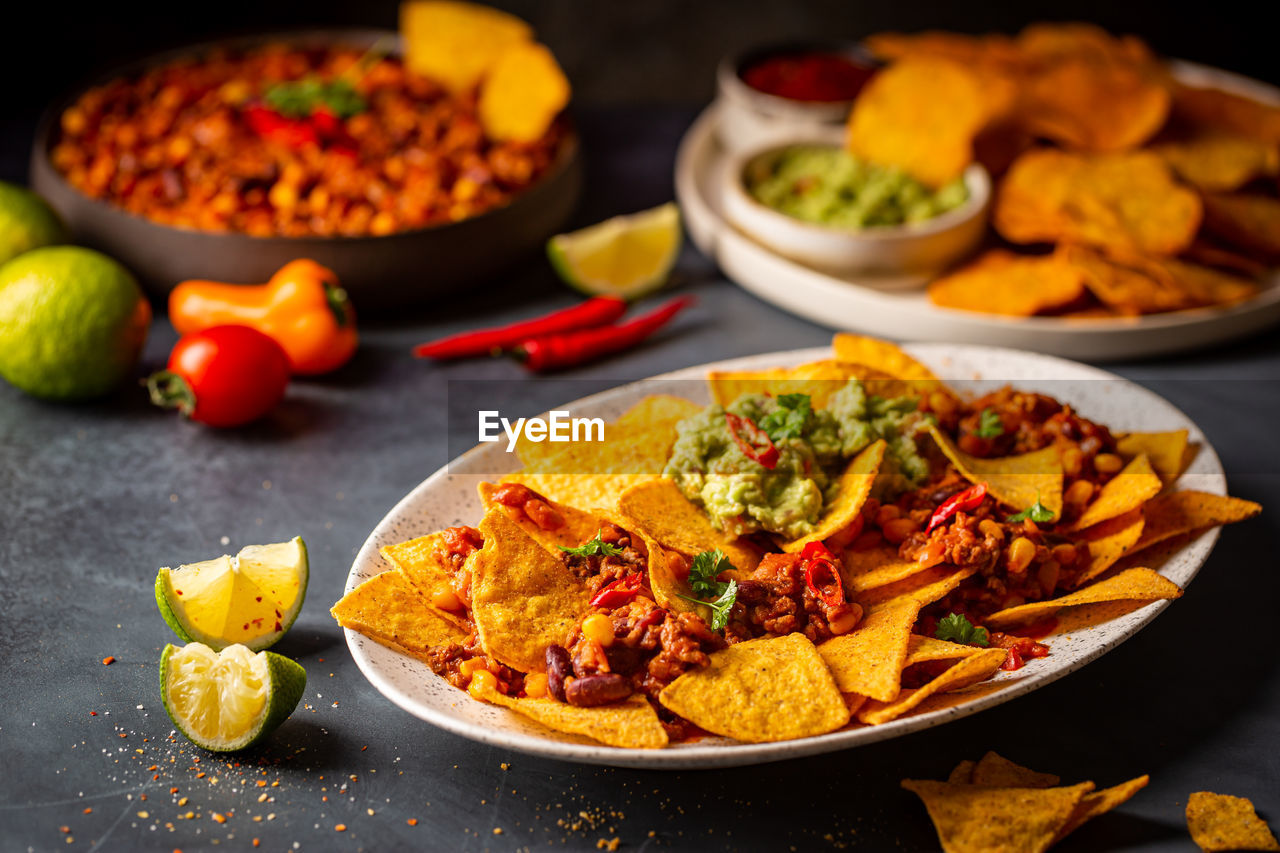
[82,808,92,815]
[335,824,347,832]
[170,787,179,794]
[196,772,206,779]
[59,826,70,834]
[89,711,97,716]
[256,780,267,787]
[407,819,419,826]
[493,828,504,835]
[253,840,260,848]
[102,656,116,666]
[211,813,226,824]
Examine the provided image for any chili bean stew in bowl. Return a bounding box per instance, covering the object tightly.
[30,29,581,310]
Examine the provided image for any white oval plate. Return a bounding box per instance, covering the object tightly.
[343,344,1226,768]
[676,61,1280,361]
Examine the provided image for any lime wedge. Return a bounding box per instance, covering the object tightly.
[160,642,306,752]
[547,202,682,299]
[156,537,308,651]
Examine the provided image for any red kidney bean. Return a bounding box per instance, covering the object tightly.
[545,645,571,702]
[564,673,631,707]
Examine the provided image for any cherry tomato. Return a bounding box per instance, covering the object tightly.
[146,325,290,427]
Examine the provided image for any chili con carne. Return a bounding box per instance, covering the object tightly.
[515,296,694,372]
[725,411,780,470]
[927,482,988,532]
[413,296,627,360]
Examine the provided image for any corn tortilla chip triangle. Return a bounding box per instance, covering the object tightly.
[925,423,1063,520]
[985,567,1182,628]
[1131,491,1262,554]
[901,779,1095,853]
[1055,775,1150,842]
[1116,430,1190,483]
[818,599,922,701]
[475,683,669,749]
[928,249,1088,317]
[501,472,658,511]
[517,394,696,476]
[831,334,941,385]
[971,752,1060,788]
[860,564,981,610]
[1074,509,1144,587]
[1069,454,1162,532]
[781,440,886,553]
[331,571,467,661]
[1186,791,1280,852]
[660,633,849,742]
[947,760,976,784]
[905,635,984,667]
[842,548,932,594]
[707,360,909,410]
[857,648,1007,725]
[379,532,470,629]
[470,508,591,672]
[614,478,760,571]
[478,480,606,553]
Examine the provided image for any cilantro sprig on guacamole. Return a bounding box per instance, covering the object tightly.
[663,381,927,539]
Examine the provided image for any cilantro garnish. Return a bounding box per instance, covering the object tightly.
[974,408,1004,439]
[935,613,989,647]
[558,535,625,558]
[676,549,739,631]
[759,393,812,443]
[264,77,367,119]
[1006,492,1056,523]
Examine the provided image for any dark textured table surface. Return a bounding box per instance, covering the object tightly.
[2,106,1278,852]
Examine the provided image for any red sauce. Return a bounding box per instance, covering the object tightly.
[741,52,875,102]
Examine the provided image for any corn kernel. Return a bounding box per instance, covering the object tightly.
[581,613,614,647]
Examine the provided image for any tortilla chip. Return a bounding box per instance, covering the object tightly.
[948,760,977,784]
[1116,430,1190,484]
[995,149,1202,256]
[860,565,980,610]
[1069,454,1162,531]
[478,41,570,142]
[858,648,1007,725]
[928,249,1087,317]
[469,508,591,672]
[614,478,760,571]
[379,533,470,629]
[984,567,1182,628]
[475,684,668,749]
[1153,132,1280,192]
[707,360,907,410]
[843,549,934,594]
[905,635,984,666]
[1074,509,1144,586]
[971,752,1060,788]
[1186,791,1280,852]
[1056,775,1150,842]
[659,633,848,742]
[865,30,1023,70]
[1016,22,1155,66]
[1172,84,1280,146]
[400,0,533,93]
[902,779,1095,853]
[781,440,885,553]
[1130,491,1262,554]
[477,481,605,553]
[831,334,940,385]
[818,599,921,701]
[501,472,657,510]
[1058,244,1197,315]
[1183,239,1269,279]
[616,394,703,430]
[1148,257,1261,306]
[925,423,1063,520]
[330,571,467,661]
[1201,192,1280,260]
[1016,56,1169,152]
[847,57,1002,187]
[517,394,694,477]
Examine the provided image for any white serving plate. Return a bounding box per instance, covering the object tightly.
[342,344,1228,768]
[675,61,1280,361]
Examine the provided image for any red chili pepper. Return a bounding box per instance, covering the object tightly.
[801,541,845,609]
[590,573,642,609]
[725,411,779,469]
[516,296,694,372]
[244,104,320,148]
[926,483,988,532]
[413,296,627,360]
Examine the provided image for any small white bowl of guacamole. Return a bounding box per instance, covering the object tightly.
[719,136,990,282]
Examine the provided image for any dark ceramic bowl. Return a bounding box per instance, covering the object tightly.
[29,29,582,312]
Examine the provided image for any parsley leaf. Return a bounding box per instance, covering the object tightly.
[558,535,625,558]
[1006,493,1056,523]
[759,394,812,443]
[935,613,989,647]
[264,77,367,120]
[975,408,1004,439]
[686,549,735,598]
[678,580,738,632]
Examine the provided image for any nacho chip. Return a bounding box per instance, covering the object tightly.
[858,647,1007,725]
[1149,257,1262,306]
[865,30,1023,70]
[860,565,980,610]
[925,423,1064,519]
[469,508,591,672]
[517,394,696,476]
[1130,491,1262,554]
[928,249,1087,316]
[947,760,977,785]
[379,533,471,628]
[984,567,1182,628]
[478,41,570,143]
[818,598,921,701]
[995,149,1202,256]
[902,779,1095,853]
[831,334,940,385]
[1016,21,1155,66]
[1172,84,1280,146]
[1016,56,1169,152]
[475,684,668,749]
[1058,244,1197,315]
[707,360,906,410]
[1183,239,1269,279]
[1152,132,1280,192]
[847,57,1001,187]
[905,635,984,667]
[971,752,1060,788]
[843,548,933,594]
[1201,192,1280,260]
[614,478,760,571]
[659,634,848,742]
[1116,430,1190,484]
[1069,454,1162,531]
[615,394,703,431]
[400,0,533,93]
[330,571,467,661]
[781,440,885,553]
[1074,509,1144,587]
[501,472,657,510]
[1186,791,1280,852]
[478,480,605,553]
[1056,775,1150,842]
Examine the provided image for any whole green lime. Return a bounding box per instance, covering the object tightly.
[0,246,151,400]
[0,181,67,266]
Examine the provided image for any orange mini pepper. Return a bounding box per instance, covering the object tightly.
[168,259,357,375]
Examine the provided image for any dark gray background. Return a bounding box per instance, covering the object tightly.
[2,3,1279,851]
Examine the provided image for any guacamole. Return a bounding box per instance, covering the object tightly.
[745,145,968,228]
[663,381,928,539]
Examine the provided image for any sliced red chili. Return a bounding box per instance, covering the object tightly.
[725,412,779,469]
[1001,646,1024,671]
[801,541,845,609]
[926,482,988,532]
[590,573,642,609]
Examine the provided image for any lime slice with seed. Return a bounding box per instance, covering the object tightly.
[160,642,306,752]
[547,202,682,300]
[156,537,308,651]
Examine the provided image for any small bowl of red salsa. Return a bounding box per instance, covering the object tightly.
[715,42,878,153]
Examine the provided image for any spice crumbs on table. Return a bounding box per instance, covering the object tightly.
[102,656,115,665]
[334,824,347,832]
[407,819,418,826]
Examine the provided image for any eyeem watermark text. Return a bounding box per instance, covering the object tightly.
[478,410,605,452]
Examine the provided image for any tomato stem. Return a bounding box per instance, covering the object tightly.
[144,370,197,417]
